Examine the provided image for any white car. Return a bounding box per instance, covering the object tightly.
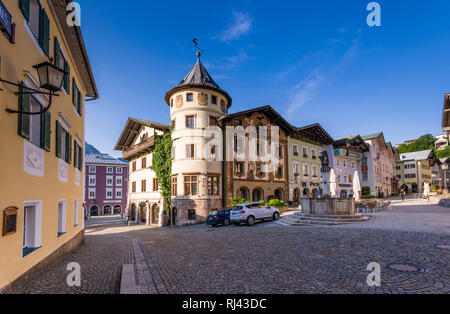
[230,202,280,226]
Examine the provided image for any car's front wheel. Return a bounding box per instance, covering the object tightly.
[247,216,255,226]
[223,218,230,226]
[273,212,280,221]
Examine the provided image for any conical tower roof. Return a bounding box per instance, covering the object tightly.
[165,52,232,106]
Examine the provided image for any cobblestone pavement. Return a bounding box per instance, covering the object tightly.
[4,199,450,294]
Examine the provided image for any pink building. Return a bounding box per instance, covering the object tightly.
[84,154,128,216]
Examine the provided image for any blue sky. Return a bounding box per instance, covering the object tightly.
[79,0,450,157]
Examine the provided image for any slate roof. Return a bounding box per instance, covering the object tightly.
[400,149,434,161]
[85,154,128,165]
[165,53,232,106]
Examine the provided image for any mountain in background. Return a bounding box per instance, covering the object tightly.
[85,142,101,155]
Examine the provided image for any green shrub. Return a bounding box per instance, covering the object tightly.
[362,194,376,199]
[430,186,437,192]
[267,199,286,208]
[229,197,247,207]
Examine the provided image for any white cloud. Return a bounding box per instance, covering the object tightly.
[217,12,252,41]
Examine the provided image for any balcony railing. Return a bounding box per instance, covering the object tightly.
[123,137,155,160]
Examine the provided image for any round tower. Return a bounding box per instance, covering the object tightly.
[165,52,232,225]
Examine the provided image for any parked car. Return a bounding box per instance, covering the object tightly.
[207,209,232,227]
[230,202,280,226]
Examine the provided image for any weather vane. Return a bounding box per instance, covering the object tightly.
[192,38,204,57]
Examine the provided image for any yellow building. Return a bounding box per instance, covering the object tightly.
[287,124,334,203]
[396,150,437,194]
[0,0,97,290]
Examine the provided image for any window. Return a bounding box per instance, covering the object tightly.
[187,93,193,102]
[293,145,299,156]
[116,189,122,199]
[106,188,113,199]
[188,209,196,220]
[344,176,348,183]
[54,37,70,93]
[72,141,82,172]
[277,166,283,177]
[89,166,96,173]
[209,116,217,126]
[132,161,136,172]
[396,166,401,170]
[186,115,195,128]
[349,175,353,183]
[397,175,401,179]
[55,121,72,164]
[72,78,83,115]
[107,167,113,174]
[352,162,355,168]
[88,175,96,186]
[236,162,244,175]
[186,144,195,159]
[74,200,79,227]
[256,164,263,176]
[235,119,242,126]
[303,164,309,176]
[106,176,113,186]
[141,180,147,192]
[116,176,122,186]
[132,182,136,193]
[20,0,50,54]
[337,159,340,166]
[88,188,96,199]
[338,175,341,183]
[22,202,42,257]
[184,175,198,196]
[405,164,416,169]
[313,166,318,177]
[141,157,147,169]
[208,176,219,195]
[57,201,66,237]
[293,163,300,176]
[171,177,178,196]
[303,147,308,157]
[363,172,368,181]
[116,167,123,174]
[153,178,159,191]
[311,149,316,158]
[343,160,347,168]
[18,90,51,151]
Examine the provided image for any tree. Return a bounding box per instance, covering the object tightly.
[435,146,450,159]
[150,125,174,212]
[397,134,435,154]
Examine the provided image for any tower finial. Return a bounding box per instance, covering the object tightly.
[193,38,203,60]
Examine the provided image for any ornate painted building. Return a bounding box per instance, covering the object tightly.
[288,124,334,203]
[114,118,169,226]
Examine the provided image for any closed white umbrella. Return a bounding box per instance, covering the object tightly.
[423,182,429,197]
[353,170,361,201]
[330,169,338,198]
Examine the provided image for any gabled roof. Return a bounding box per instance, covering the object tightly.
[400,149,435,162]
[165,53,232,106]
[333,135,370,152]
[114,118,170,151]
[85,154,128,165]
[224,105,296,135]
[296,123,334,145]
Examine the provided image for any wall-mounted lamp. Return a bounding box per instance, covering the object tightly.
[0,61,67,115]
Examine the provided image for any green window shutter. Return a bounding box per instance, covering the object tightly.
[40,111,51,151]
[39,9,50,55]
[64,61,70,94]
[55,121,62,158]
[66,133,72,164]
[77,90,82,115]
[19,0,30,21]
[54,37,60,67]
[78,146,83,171]
[18,83,31,139]
[73,141,78,168]
[72,78,76,105]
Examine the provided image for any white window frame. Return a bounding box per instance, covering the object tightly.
[116,167,123,174]
[106,188,113,199]
[57,200,67,236]
[116,176,123,186]
[89,166,96,173]
[22,201,43,254]
[116,188,123,199]
[88,175,96,187]
[106,175,114,187]
[106,167,113,174]
[88,188,96,199]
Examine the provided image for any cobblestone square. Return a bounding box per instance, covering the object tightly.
[4,199,449,294]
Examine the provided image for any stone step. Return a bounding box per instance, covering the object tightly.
[278,214,370,226]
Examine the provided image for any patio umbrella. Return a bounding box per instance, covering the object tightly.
[330,169,338,198]
[353,170,361,201]
[423,182,429,197]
